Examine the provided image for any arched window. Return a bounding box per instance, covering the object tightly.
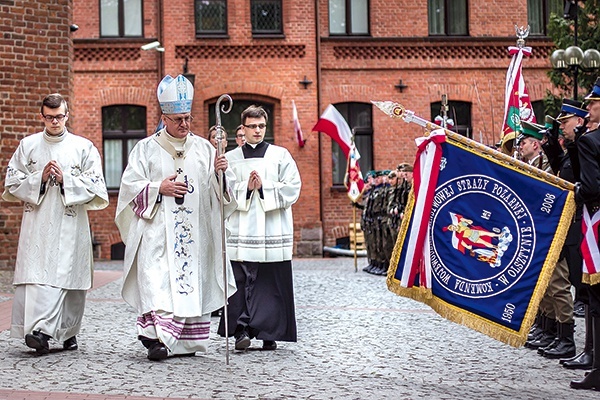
[331,102,373,186]
[102,105,147,189]
[208,100,275,151]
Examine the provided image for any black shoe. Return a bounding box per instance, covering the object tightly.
[526,332,556,349]
[63,336,78,351]
[574,301,586,318]
[147,342,168,361]
[570,369,600,390]
[543,342,576,359]
[25,331,50,355]
[537,338,559,355]
[262,340,277,350]
[235,332,251,351]
[563,351,594,369]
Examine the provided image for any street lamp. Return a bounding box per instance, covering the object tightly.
[551,47,600,100]
[549,0,600,100]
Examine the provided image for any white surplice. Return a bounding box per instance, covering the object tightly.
[226,144,301,262]
[115,129,237,352]
[3,129,109,340]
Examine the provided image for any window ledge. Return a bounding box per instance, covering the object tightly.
[330,185,347,192]
[251,34,286,39]
[195,34,230,39]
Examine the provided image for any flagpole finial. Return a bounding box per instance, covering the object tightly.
[371,100,406,120]
[514,25,530,48]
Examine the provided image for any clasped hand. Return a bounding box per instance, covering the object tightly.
[42,160,63,184]
[247,170,262,190]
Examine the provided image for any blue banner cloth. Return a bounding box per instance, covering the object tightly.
[388,136,575,347]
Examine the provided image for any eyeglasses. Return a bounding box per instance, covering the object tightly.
[244,123,267,130]
[42,114,66,122]
[164,115,194,125]
[236,134,245,138]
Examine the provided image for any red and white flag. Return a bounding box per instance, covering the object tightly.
[292,100,306,147]
[312,104,353,158]
[400,129,446,289]
[344,144,365,202]
[501,45,536,140]
[581,205,600,285]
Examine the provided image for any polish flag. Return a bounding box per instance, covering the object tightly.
[345,143,365,202]
[581,205,600,285]
[292,100,306,147]
[312,104,353,158]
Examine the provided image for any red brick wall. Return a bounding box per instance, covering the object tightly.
[0,1,74,270]
[1,0,558,266]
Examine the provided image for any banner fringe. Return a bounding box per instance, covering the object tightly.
[583,272,600,285]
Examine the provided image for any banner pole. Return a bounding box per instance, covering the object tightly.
[215,94,232,366]
[353,205,358,272]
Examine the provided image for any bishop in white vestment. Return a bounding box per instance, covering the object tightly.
[115,75,237,360]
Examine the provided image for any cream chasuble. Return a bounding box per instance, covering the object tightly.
[116,129,237,318]
[3,130,109,290]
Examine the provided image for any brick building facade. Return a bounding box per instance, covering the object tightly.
[0,0,74,269]
[1,0,557,268]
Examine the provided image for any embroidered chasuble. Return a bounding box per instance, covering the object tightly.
[3,130,109,290]
[116,129,237,319]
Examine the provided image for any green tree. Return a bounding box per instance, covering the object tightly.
[544,0,600,115]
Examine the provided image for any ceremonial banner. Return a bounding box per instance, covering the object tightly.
[381,108,575,347]
[500,27,536,157]
[581,205,600,285]
[292,100,306,148]
[344,143,365,202]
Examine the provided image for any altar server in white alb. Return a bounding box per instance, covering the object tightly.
[3,93,109,355]
[218,105,301,351]
[115,74,237,361]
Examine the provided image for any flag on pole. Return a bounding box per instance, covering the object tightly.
[312,104,353,158]
[501,45,536,141]
[388,128,575,348]
[292,100,306,148]
[581,205,600,285]
[344,143,365,202]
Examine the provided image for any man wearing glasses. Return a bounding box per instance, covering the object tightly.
[234,124,246,147]
[116,74,237,361]
[218,105,301,351]
[3,93,108,355]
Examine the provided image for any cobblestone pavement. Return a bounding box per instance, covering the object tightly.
[0,257,598,400]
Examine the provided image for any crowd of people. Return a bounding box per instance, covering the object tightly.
[4,75,300,362]
[359,164,413,276]
[3,72,600,392]
[491,79,600,391]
